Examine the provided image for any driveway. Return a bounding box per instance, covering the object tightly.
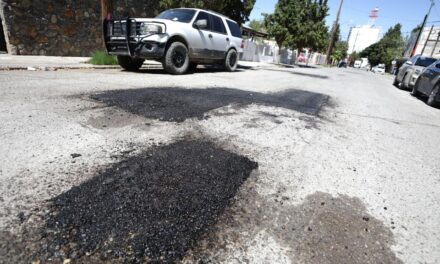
[0,65,439,263]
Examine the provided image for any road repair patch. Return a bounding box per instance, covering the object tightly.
[35,140,258,263]
[91,87,329,122]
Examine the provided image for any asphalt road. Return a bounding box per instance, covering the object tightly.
[0,65,439,263]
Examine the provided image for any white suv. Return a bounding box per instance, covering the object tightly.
[104,8,244,74]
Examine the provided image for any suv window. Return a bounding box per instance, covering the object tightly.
[415,57,437,67]
[156,9,196,23]
[226,20,242,38]
[194,11,211,30]
[210,15,226,34]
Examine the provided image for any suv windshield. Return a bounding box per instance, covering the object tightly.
[156,9,196,23]
[416,57,436,67]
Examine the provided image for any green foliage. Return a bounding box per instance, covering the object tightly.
[360,24,405,71]
[263,10,289,52]
[88,51,118,65]
[159,0,256,24]
[248,19,265,32]
[349,51,361,64]
[264,0,329,53]
[331,41,348,62]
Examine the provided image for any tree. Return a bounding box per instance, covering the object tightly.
[264,0,329,55]
[360,24,405,71]
[263,10,289,54]
[331,41,348,62]
[295,0,329,53]
[101,0,113,20]
[328,23,347,63]
[248,19,265,32]
[159,0,256,25]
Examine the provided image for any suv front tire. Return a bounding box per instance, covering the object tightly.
[117,56,145,71]
[163,42,189,75]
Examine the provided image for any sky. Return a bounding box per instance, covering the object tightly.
[249,0,440,40]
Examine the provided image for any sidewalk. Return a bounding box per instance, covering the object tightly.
[0,54,275,71]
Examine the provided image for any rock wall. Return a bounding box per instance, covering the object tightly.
[0,0,160,56]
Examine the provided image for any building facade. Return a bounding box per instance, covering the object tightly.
[0,0,159,56]
[404,26,440,58]
[347,25,381,55]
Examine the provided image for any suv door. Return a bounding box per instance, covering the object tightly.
[191,11,214,59]
[225,20,243,52]
[209,14,229,59]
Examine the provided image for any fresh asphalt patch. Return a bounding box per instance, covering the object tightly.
[36,140,258,263]
[91,87,329,122]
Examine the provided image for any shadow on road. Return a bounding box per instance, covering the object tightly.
[37,140,258,262]
[91,87,329,122]
[265,68,329,79]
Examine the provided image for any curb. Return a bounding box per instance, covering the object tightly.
[0,65,121,71]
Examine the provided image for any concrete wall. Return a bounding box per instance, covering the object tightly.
[0,0,159,56]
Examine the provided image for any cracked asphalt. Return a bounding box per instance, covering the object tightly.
[0,64,439,263]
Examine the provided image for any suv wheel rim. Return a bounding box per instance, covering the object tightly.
[229,52,237,67]
[172,49,186,68]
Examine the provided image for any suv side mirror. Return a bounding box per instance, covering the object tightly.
[194,19,208,29]
[435,63,440,69]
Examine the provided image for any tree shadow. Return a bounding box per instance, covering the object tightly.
[91,87,329,122]
[37,140,258,263]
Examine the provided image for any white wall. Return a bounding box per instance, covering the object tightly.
[347,26,381,54]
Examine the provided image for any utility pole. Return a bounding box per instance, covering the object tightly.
[326,0,344,64]
[412,0,435,57]
[101,0,114,21]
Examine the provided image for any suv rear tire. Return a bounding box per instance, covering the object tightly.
[224,49,238,72]
[117,56,144,71]
[163,42,189,75]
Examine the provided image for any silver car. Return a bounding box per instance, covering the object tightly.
[411,60,440,107]
[393,55,437,89]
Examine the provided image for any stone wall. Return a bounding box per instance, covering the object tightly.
[0,0,160,56]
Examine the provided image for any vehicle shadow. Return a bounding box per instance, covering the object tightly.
[413,94,440,109]
[91,87,330,122]
[129,65,249,75]
[37,140,258,262]
[265,68,329,79]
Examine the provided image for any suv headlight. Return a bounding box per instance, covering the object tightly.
[139,23,163,35]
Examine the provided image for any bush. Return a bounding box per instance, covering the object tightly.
[88,51,118,65]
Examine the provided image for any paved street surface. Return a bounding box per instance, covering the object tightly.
[0,65,439,263]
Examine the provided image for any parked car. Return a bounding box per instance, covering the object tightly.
[393,55,436,89]
[104,8,244,74]
[371,64,385,74]
[338,61,347,68]
[411,60,440,107]
[393,57,409,76]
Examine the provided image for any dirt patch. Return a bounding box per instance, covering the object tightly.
[186,190,402,264]
[91,87,329,122]
[33,140,257,263]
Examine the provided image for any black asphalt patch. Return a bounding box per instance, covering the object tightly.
[37,140,258,263]
[91,87,329,122]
